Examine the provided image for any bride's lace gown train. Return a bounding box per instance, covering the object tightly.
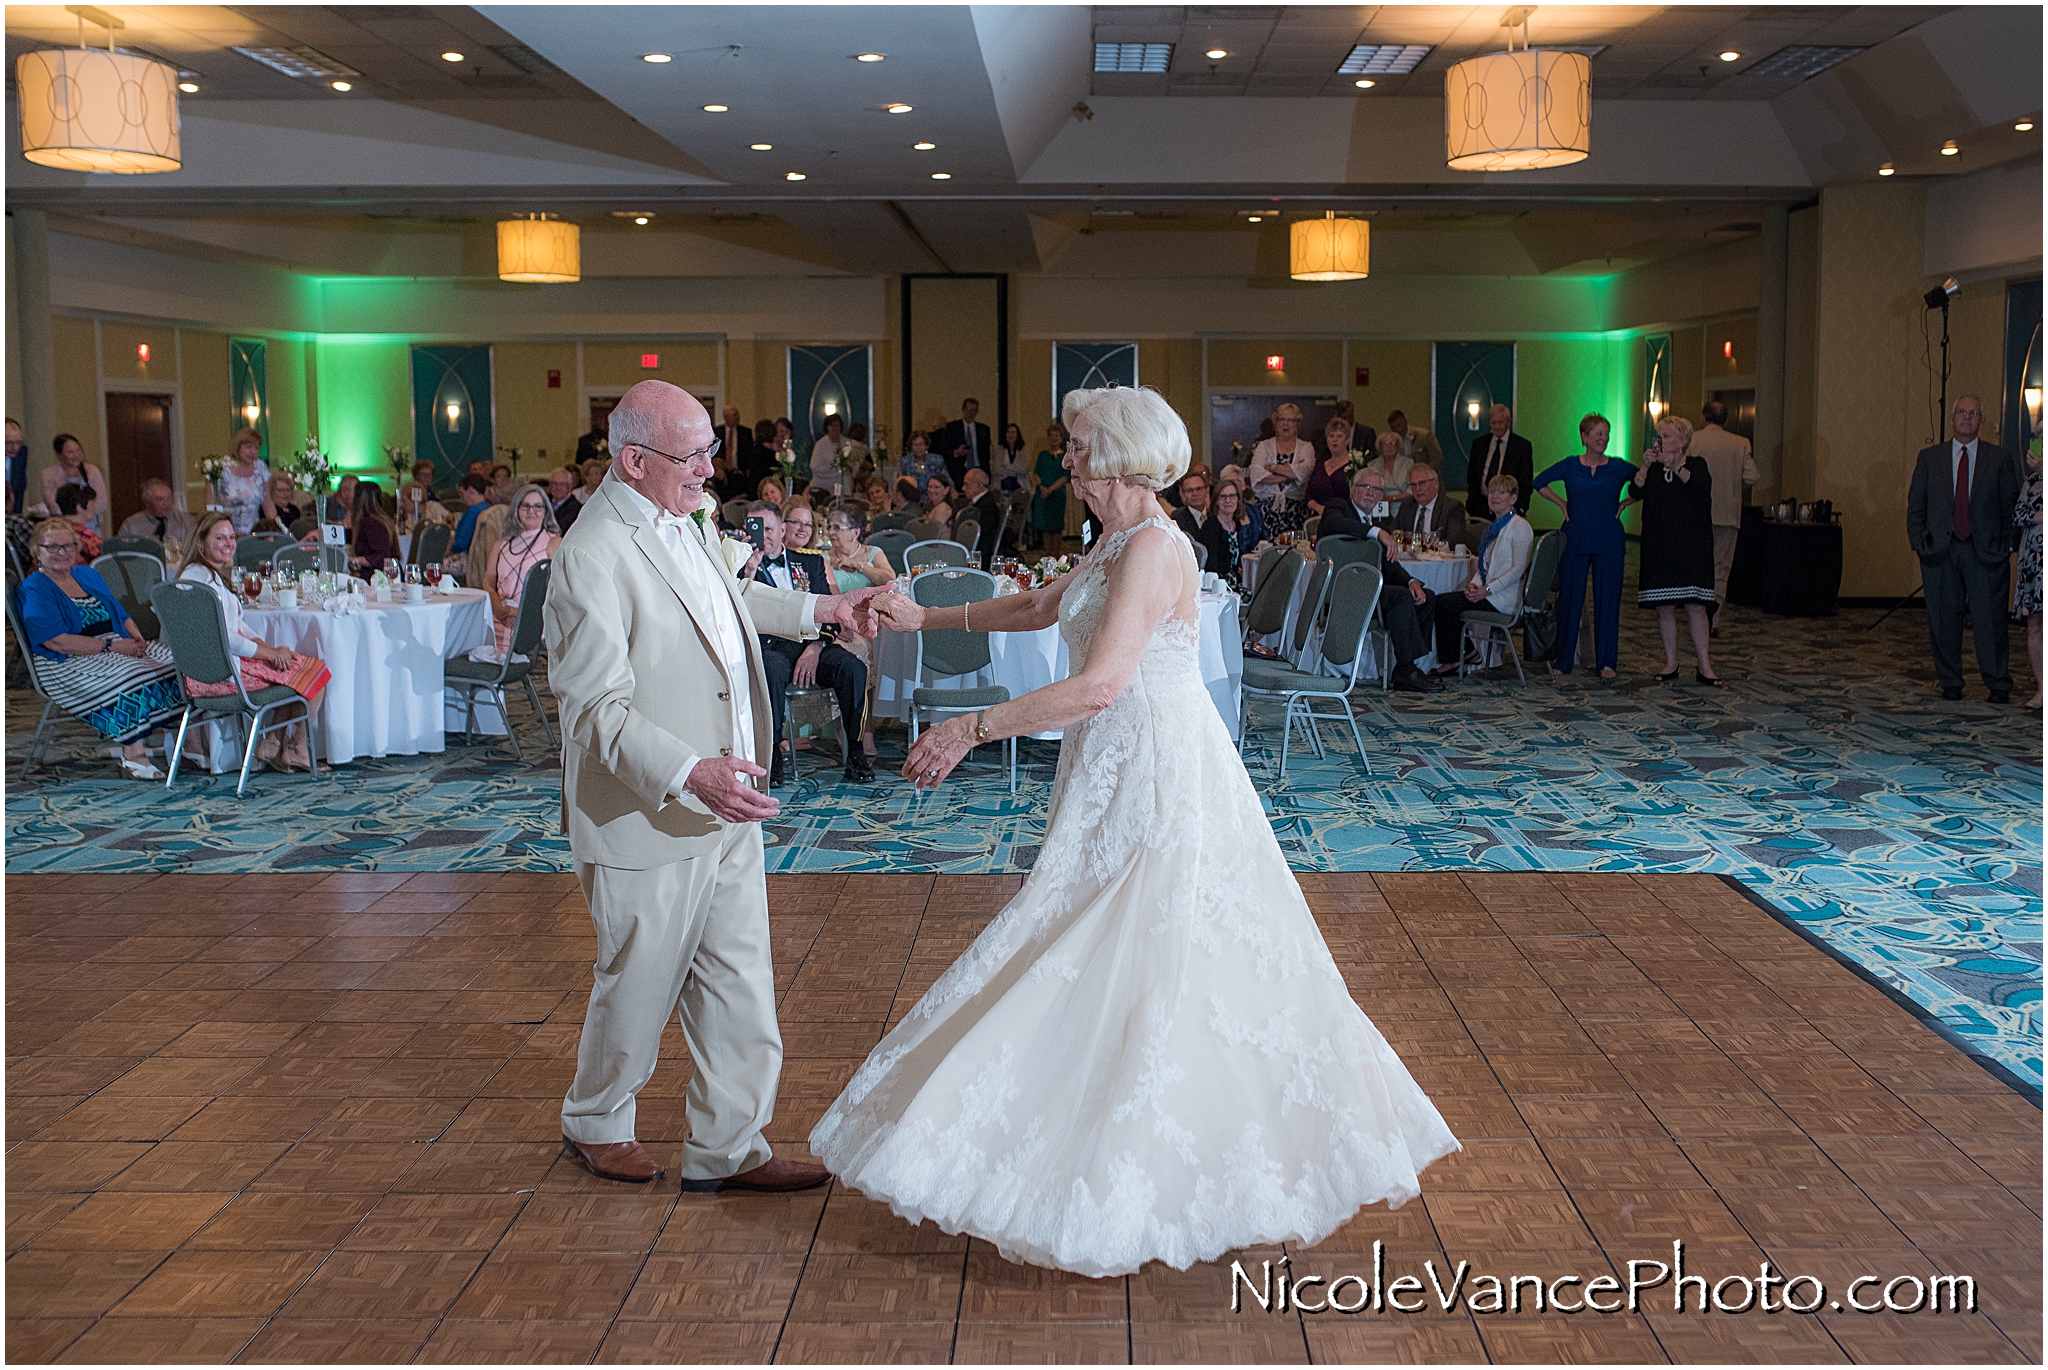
[812,518,1458,1277]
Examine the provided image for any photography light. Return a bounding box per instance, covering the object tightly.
[1923,277,1959,310]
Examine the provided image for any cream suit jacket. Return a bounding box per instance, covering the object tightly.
[544,477,814,868]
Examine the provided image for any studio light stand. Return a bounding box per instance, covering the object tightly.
[1866,277,1960,631]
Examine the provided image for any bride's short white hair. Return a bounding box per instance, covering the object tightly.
[1060,385,1190,491]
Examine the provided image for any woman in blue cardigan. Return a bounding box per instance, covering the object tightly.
[17,518,183,779]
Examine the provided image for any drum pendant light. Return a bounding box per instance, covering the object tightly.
[1444,13,1590,172]
[1289,211,1370,282]
[17,42,182,174]
[497,214,580,283]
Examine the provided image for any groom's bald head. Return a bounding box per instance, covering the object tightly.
[611,381,715,515]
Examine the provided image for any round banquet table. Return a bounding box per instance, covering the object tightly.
[240,587,501,763]
[873,590,1244,740]
[1265,551,1474,677]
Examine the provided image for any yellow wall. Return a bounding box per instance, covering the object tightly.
[582,340,719,394]
[179,330,231,511]
[493,340,580,468]
[1344,340,1433,431]
[46,315,97,500]
[907,277,1000,436]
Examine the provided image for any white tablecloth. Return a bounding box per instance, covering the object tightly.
[242,587,499,763]
[874,591,1244,740]
[1264,552,1474,678]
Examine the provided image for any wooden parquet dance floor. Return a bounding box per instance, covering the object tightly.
[5,872,2039,1364]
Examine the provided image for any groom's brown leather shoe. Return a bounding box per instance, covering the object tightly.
[561,1135,667,1184]
[678,1157,831,1194]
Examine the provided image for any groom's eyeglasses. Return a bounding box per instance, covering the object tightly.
[631,438,721,466]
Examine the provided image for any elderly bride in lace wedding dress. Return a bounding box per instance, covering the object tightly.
[811,386,1459,1278]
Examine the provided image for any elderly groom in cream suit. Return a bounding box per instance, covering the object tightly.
[545,379,885,1189]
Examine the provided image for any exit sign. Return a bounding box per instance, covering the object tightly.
[640,353,660,369]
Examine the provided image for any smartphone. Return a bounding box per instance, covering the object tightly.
[745,516,765,550]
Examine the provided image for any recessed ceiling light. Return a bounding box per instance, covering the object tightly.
[1247,214,1263,222]
[703,104,728,112]
[912,141,936,150]
[855,52,885,62]
[1205,48,1228,59]
[441,51,464,63]
[785,171,806,181]
[1354,78,1375,89]
[330,80,352,91]
[1940,140,1959,155]
[750,142,773,150]
[633,215,650,225]
[1877,162,1894,175]
[642,53,672,63]
[886,102,913,114]
[1719,50,1739,62]
[177,80,199,93]
[2017,120,2035,132]
[931,172,951,180]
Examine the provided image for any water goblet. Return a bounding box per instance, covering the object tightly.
[424,562,443,589]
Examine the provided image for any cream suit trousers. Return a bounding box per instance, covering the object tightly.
[562,820,781,1180]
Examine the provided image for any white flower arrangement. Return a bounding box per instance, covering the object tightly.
[383,444,413,480]
[200,453,228,486]
[287,436,335,494]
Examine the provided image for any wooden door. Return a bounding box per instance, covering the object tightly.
[104,392,175,532]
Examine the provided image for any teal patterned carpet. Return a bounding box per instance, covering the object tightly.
[6,591,2041,1091]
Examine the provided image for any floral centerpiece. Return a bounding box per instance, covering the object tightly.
[774,438,799,485]
[199,453,228,487]
[383,444,413,482]
[497,445,524,479]
[285,435,335,496]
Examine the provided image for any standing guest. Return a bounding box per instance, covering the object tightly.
[1333,400,1377,459]
[1305,417,1358,518]
[1314,471,1443,692]
[1907,394,2019,702]
[1535,413,1639,680]
[938,398,991,489]
[176,511,320,772]
[923,474,957,530]
[1434,474,1534,672]
[1248,403,1315,537]
[43,433,110,531]
[325,472,360,525]
[755,477,787,509]
[212,428,271,535]
[773,418,797,475]
[1465,404,1534,519]
[118,477,196,549]
[739,501,875,786]
[574,410,609,466]
[19,517,183,780]
[958,468,1002,568]
[1030,423,1070,556]
[1213,477,1264,572]
[809,413,849,498]
[1385,409,1443,471]
[2015,442,2043,711]
[1632,416,1720,684]
[489,485,562,652]
[842,423,876,490]
[992,422,1028,495]
[1392,465,1471,547]
[547,466,583,533]
[718,405,761,482]
[1688,400,1759,631]
[1171,470,1232,573]
[1362,430,1414,502]
[349,480,400,574]
[751,419,780,484]
[6,418,24,516]
[56,485,104,561]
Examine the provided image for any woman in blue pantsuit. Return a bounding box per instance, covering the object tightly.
[1534,413,1639,678]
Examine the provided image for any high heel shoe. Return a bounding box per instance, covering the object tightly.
[1695,671,1723,687]
[1654,668,1680,682]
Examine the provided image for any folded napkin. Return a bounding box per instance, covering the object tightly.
[466,645,529,665]
[326,592,368,616]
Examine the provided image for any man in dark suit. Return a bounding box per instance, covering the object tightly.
[740,501,875,783]
[1171,470,1232,575]
[957,468,1003,569]
[937,398,992,490]
[1390,466,1471,548]
[718,405,763,484]
[1315,469,1443,693]
[1466,404,1534,518]
[547,466,583,533]
[1906,394,2019,701]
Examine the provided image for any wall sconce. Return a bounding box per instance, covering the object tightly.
[1647,399,1665,422]
[1265,355,1284,371]
[242,403,261,426]
[822,402,838,416]
[445,401,462,432]
[1467,401,1481,429]
[2026,386,2043,434]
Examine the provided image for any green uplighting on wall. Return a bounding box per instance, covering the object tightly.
[312,337,412,476]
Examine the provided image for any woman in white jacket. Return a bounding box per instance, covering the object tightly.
[1433,473,1534,672]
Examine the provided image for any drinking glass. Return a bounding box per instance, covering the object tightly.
[424,562,443,588]
[404,564,423,585]
[241,570,263,601]
[383,558,401,580]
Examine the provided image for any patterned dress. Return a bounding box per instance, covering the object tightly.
[813,518,1458,1276]
[216,460,271,535]
[2014,463,2042,617]
[25,579,182,745]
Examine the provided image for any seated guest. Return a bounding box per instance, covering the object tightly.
[250,474,304,535]
[1391,464,1471,546]
[861,476,893,518]
[1305,418,1358,517]
[118,477,196,548]
[19,517,184,779]
[843,422,876,489]
[176,511,322,772]
[1433,474,1534,673]
[56,484,103,560]
[488,484,561,652]
[546,466,582,533]
[399,460,438,510]
[1361,430,1413,502]
[923,473,957,530]
[958,468,1002,567]
[779,498,821,554]
[578,457,606,505]
[348,480,399,573]
[450,473,491,568]
[489,464,515,506]
[325,472,359,524]
[1171,469,1233,574]
[822,501,896,592]
[752,418,780,470]
[755,476,787,509]
[892,476,923,514]
[708,452,744,502]
[1214,477,1264,573]
[738,500,873,785]
[1318,471,1442,694]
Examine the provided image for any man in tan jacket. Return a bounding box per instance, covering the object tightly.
[544,380,884,1189]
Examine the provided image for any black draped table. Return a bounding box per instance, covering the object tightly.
[1729,508,1842,616]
